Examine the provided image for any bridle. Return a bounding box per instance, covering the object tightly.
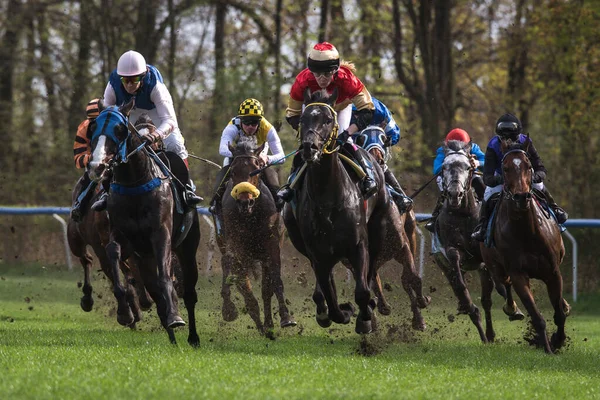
[501,148,533,201]
[441,150,475,200]
[301,102,340,155]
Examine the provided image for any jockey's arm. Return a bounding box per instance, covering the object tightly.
[102,83,117,107]
[483,147,502,187]
[149,83,177,140]
[525,138,547,176]
[348,88,374,134]
[265,127,284,164]
[432,147,445,175]
[218,125,238,159]
[285,97,302,131]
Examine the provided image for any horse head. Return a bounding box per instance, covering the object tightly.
[300,88,339,163]
[228,139,266,214]
[87,99,135,182]
[354,125,388,167]
[501,141,533,210]
[442,140,474,208]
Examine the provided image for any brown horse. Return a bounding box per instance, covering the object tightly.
[215,139,296,336]
[481,142,569,353]
[434,140,523,343]
[67,182,152,326]
[354,126,430,330]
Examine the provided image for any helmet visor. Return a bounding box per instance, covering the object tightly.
[496,121,519,138]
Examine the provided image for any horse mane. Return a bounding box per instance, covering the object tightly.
[134,113,154,126]
[232,136,258,156]
[445,139,471,155]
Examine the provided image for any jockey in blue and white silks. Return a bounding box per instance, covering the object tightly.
[103,51,188,161]
[351,96,400,146]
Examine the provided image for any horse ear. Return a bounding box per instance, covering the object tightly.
[303,87,312,104]
[328,87,339,106]
[119,98,135,117]
[228,141,235,153]
[255,143,266,156]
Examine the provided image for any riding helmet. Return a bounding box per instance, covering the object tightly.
[495,113,522,140]
[445,128,470,143]
[307,42,340,73]
[117,50,147,77]
[238,98,264,120]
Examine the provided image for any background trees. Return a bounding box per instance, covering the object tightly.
[0,0,597,220]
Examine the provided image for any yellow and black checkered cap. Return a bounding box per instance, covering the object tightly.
[237,98,264,118]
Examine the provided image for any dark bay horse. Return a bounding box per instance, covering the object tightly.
[354,126,430,330]
[433,140,524,343]
[283,89,428,334]
[216,139,296,336]
[87,101,201,346]
[67,181,152,324]
[480,142,568,353]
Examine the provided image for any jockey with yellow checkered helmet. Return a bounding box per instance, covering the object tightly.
[209,98,286,216]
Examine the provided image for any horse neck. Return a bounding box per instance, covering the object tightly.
[498,196,539,235]
[112,143,155,185]
[305,152,346,204]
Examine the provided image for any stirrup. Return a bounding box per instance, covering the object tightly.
[70,204,84,222]
[471,223,486,242]
[277,185,294,202]
[185,190,203,206]
[361,177,377,199]
[91,193,108,212]
[425,219,435,233]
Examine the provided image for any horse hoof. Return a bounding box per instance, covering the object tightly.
[316,313,332,328]
[551,332,565,350]
[188,334,200,348]
[222,303,239,322]
[377,304,392,316]
[117,311,135,327]
[80,297,94,312]
[280,318,297,328]
[509,310,525,321]
[339,302,356,316]
[355,319,372,334]
[417,296,431,309]
[562,299,571,316]
[412,318,427,331]
[167,316,186,328]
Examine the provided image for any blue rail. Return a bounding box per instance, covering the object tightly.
[0,206,212,216]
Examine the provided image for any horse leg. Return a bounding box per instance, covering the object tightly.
[313,262,352,326]
[479,266,496,342]
[511,273,552,353]
[397,242,430,331]
[312,281,331,328]
[105,240,134,327]
[493,277,525,321]
[265,252,296,329]
[351,243,374,334]
[79,251,95,312]
[545,271,567,351]
[175,218,200,347]
[371,272,391,316]
[440,250,487,343]
[260,261,275,335]
[220,252,238,322]
[235,274,264,335]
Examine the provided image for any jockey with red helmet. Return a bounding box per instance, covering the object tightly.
[91,50,202,212]
[277,42,377,203]
[425,128,486,232]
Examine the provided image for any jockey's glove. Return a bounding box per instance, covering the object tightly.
[286,115,300,131]
[338,129,350,143]
[143,130,162,145]
[533,170,546,184]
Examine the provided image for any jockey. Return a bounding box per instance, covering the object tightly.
[471,113,568,242]
[70,98,103,222]
[425,128,485,232]
[209,98,286,213]
[352,96,413,213]
[91,50,202,211]
[277,42,376,203]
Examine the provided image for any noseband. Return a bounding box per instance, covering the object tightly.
[301,102,340,155]
[501,149,533,202]
[442,151,475,197]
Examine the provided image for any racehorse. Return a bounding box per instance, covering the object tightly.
[216,138,296,336]
[67,182,152,325]
[480,141,568,353]
[283,89,428,334]
[433,140,524,343]
[354,126,430,330]
[87,101,201,346]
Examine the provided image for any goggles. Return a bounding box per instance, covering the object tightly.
[241,118,261,126]
[311,69,337,78]
[120,74,144,85]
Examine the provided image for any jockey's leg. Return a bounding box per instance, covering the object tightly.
[384,168,413,213]
[425,193,444,233]
[91,174,111,212]
[341,142,377,199]
[261,167,284,211]
[541,186,568,224]
[276,150,304,203]
[71,172,97,222]
[209,163,231,214]
[472,192,499,242]
[181,158,203,206]
[471,174,485,201]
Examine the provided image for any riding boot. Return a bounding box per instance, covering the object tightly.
[91,178,111,212]
[276,151,303,203]
[425,195,444,233]
[384,169,413,213]
[542,187,568,224]
[471,174,485,202]
[343,142,377,199]
[471,194,498,242]
[71,173,97,222]
[184,179,203,206]
[209,164,230,214]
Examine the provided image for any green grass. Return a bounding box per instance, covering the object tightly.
[1,263,599,400]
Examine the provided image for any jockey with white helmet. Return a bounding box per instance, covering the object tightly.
[91,50,202,211]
